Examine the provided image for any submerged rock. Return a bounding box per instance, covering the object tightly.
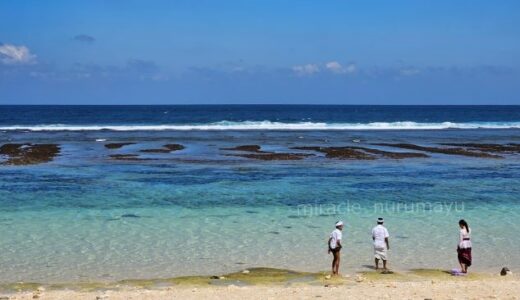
[375,143,502,158]
[0,143,60,165]
[292,146,376,160]
[441,143,520,153]
[230,153,312,160]
[296,145,428,159]
[109,154,142,161]
[104,142,135,149]
[349,146,429,159]
[140,143,185,153]
[121,214,140,218]
[164,144,185,151]
[221,145,264,152]
[224,145,312,160]
[140,148,171,153]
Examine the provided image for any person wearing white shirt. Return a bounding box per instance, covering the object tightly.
[457,219,472,274]
[372,217,390,271]
[328,220,344,275]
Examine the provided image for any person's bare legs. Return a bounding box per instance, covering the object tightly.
[332,253,336,275]
[382,259,387,271]
[460,263,467,273]
[331,251,338,275]
[374,258,379,270]
[332,251,340,275]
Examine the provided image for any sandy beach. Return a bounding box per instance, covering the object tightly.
[2,277,519,300]
[1,269,519,300]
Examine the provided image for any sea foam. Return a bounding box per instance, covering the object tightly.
[1,121,520,131]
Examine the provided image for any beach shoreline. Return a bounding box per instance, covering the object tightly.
[1,268,518,299]
[2,106,520,297]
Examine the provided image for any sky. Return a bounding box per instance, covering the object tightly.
[0,0,519,105]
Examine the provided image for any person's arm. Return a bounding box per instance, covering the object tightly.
[336,239,342,249]
[327,237,332,253]
[385,229,389,250]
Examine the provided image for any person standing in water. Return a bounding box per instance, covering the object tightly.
[372,217,390,271]
[457,219,472,273]
[328,221,344,275]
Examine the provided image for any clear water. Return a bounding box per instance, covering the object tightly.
[0,105,520,283]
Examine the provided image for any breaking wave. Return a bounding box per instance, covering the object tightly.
[1,121,520,131]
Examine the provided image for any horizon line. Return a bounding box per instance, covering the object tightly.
[1,103,520,106]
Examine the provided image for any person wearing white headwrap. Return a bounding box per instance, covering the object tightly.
[328,220,344,275]
[372,217,390,271]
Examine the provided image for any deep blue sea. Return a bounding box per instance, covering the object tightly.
[1,105,520,283]
[2,105,520,130]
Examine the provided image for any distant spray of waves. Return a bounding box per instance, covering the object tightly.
[2,121,520,131]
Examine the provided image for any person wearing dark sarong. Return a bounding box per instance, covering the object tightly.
[458,247,472,267]
[457,219,472,273]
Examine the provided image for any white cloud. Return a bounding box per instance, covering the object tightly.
[345,63,357,73]
[400,68,420,76]
[325,61,343,73]
[0,44,36,65]
[292,64,320,76]
[325,61,356,74]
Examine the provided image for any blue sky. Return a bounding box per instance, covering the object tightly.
[1,0,519,104]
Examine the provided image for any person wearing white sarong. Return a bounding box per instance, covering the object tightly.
[372,217,390,271]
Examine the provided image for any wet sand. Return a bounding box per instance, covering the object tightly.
[1,268,519,300]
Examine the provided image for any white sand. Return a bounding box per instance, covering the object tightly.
[3,276,519,300]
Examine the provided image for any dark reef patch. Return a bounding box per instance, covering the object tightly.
[104,143,135,149]
[0,143,60,165]
[121,214,141,218]
[221,145,265,153]
[291,146,376,160]
[164,144,185,151]
[292,146,428,159]
[374,143,502,158]
[224,145,313,160]
[109,154,146,161]
[140,148,171,153]
[349,146,429,159]
[229,153,312,160]
[441,143,520,153]
[140,144,185,154]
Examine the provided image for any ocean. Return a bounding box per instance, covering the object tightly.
[1,105,520,283]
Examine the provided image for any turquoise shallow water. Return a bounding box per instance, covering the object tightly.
[1,128,520,283]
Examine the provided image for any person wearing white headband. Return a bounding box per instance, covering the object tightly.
[372,217,390,272]
[328,220,344,275]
